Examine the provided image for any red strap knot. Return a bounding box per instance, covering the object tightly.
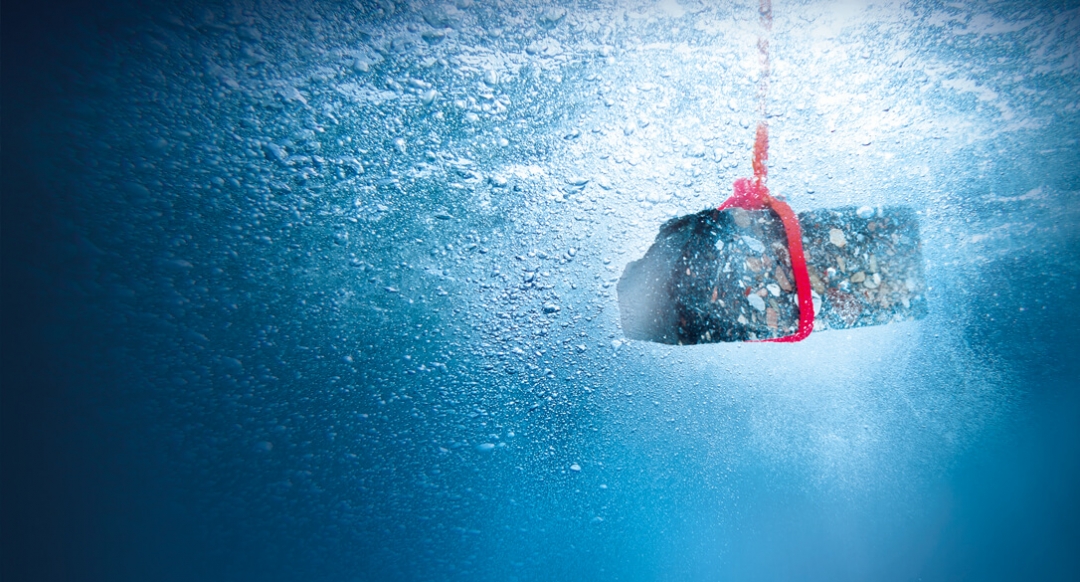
[717,180,815,343]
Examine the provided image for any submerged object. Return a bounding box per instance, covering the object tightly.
[617,0,928,346]
[617,203,927,344]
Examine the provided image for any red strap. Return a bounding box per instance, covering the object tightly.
[718,124,814,342]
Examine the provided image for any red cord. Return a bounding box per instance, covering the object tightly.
[716,2,811,341]
[718,123,814,342]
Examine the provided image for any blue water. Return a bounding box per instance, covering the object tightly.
[3,1,1079,580]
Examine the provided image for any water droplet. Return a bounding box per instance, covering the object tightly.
[538,7,567,27]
